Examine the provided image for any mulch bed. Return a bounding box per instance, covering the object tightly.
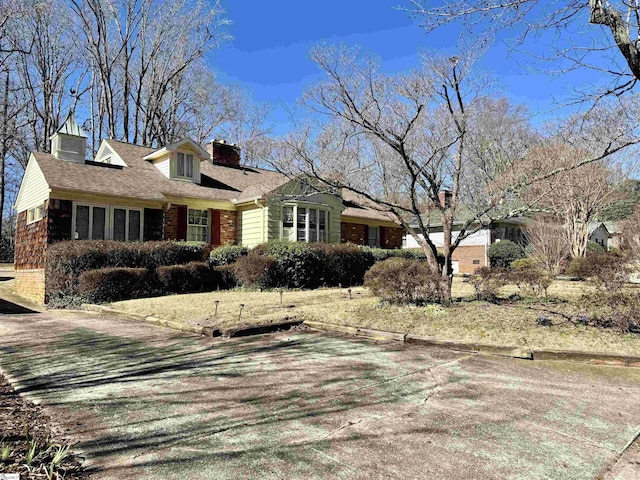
[0,373,89,479]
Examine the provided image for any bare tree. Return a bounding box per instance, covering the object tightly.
[521,143,625,257]
[523,217,571,275]
[407,0,640,97]
[273,45,640,303]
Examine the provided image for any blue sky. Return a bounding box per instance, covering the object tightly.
[211,1,606,135]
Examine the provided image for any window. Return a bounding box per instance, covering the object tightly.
[27,204,45,224]
[367,226,380,247]
[74,204,107,240]
[112,207,142,241]
[288,206,329,243]
[187,209,209,243]
[177,152,194,178]
[472,259,480,265]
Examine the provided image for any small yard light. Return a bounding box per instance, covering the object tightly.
[347,288,352,300]
[214,300,220,317]
[279,289,284,304]
[238,303,245,322]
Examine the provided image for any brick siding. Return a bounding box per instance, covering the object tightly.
[163,205,180,240]
[341,222,366,245]
[219,210,237,245]
[382,227,403,249]
[451,245,487,274]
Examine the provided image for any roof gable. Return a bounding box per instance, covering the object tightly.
[142,137,210,161]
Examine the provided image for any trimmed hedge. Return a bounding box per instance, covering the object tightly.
[46,240,208,298]
[311,243,375,287]
[233,254,277,289]
[157,262,225,294]
[209,245,249,266]
[77,267,158,303]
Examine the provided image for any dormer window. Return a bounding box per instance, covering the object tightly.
[177,152,194,178]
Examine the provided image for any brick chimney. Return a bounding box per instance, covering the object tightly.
[206,139,241,166]
[438,190,452,208]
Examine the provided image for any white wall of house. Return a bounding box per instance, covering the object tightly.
[14,156,50,213]
[404,228,491,249]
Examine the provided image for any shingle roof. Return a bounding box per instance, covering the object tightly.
[32,139,400,225]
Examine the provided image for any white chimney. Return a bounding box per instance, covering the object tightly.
[50,112,87,163]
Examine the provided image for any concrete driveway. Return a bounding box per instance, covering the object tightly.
[1,298,640,479]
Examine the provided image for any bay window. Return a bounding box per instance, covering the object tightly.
[286,205,329,243]
[187,208,209,243]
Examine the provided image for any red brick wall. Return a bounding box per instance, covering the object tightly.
[207,141,241,165]
[451,245,487,274]
[163,205,181,240]
[219,210,237,245]
[341,222,366,245]
[15,207,48,270]
[382,227,403,249]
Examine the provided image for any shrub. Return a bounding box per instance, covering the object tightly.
[566,251,630,291]
[209,245,249,266]
[251,241,325,289]
[364,258,441,305]
[487,240,525,269]
[509,260,553,298]
[466,267,509,302]
[157,262,224,294]
[233,254,277,289]
[46,240,207,298]
[311,243,375,286]
[77,267,158,303]
[364,247,427,262]
[581,291,640,333]
[586,241,605,253]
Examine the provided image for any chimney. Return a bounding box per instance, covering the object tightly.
[206,139,241,166]
[438,190,452,208]
[50,111,87,163]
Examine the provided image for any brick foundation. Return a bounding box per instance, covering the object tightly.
[451,245,487,274]
[219,210,237,245]
[341,222,367,245]
[14,269,46,304]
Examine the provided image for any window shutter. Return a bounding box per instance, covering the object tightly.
[364,225,369,246]
[211,209,221,246]
[177,205,188,241]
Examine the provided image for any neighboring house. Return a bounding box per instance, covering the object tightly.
[588,222,611,251]
[603,221,621,250]
[403,204,528,274]
[14,114,403,303]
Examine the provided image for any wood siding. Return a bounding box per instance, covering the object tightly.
[15,157,50,213]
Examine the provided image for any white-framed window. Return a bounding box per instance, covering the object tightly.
[367,226,380,247]
[187,208,209,243]
[72,203,143,241]
[111,207,143,242]
[176,152,194,178]
[73,204,108,240]
[27,204,45,224]
[285,205,329,243]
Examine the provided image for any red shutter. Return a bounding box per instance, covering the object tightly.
[380,226,386,249]
[177,205,187,241]
[211,209,221,246]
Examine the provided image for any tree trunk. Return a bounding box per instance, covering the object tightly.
[0,70,9,241]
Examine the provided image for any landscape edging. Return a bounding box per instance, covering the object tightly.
[81,304,640,368]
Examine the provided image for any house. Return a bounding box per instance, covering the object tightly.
[588,222,611,251]
[403,204,528,274]
[13,114,404,303]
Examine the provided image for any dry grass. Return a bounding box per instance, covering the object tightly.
[109,278,640,356]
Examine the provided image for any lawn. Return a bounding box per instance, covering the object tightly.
[109,278,640,356]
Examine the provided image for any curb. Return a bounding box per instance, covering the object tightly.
[81,305,640,368]
[83,304,302,338]
[304,320,640,367]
